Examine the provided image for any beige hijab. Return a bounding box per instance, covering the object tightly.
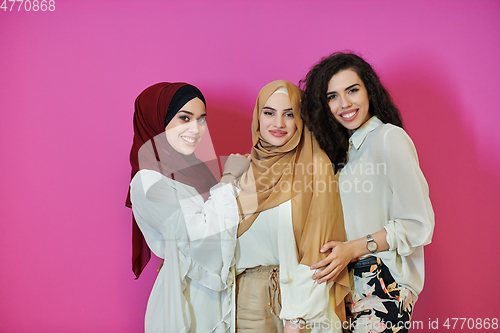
[236,80,350,320]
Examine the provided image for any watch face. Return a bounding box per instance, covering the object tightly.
[367,241,378,253]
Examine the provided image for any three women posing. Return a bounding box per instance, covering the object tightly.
[127,51,434,333]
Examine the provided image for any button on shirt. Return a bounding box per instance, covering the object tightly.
[339,116,434,300]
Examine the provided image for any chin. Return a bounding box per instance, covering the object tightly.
[336,118,361,131]
[270,139,286,147]
[345,123,361,130]
[176,145,196,155]
[183,148,196,155]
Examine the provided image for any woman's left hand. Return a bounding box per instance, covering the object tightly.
[310,241,355,284]
[223,153,251,178]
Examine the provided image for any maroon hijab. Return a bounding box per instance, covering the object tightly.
[126,82,217,278]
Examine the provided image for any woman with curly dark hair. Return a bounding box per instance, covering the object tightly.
[300,52,435,332]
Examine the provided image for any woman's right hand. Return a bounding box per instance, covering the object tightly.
[310,241,355,284]
[222,153,251,179]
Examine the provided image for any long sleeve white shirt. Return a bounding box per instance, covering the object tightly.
[130,169,239,333]
[339,116,435,300]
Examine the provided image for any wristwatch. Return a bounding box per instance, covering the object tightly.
[366,234,378,253]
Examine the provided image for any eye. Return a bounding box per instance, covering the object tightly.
[348,88,359,94]
[263,110,274,116]
[327,94,337,101]
[197,117,207,124]
[179,115,190,122]
[284,112,294,118]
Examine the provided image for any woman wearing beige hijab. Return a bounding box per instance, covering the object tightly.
[234,80,350,332]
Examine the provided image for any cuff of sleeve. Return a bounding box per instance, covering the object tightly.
[384,224,397,251]
[384,222,414,256]
[209,183,238,205]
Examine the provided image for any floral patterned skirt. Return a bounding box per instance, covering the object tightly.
[345,257,414,333]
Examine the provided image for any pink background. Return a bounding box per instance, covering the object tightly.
[1,0,499,332]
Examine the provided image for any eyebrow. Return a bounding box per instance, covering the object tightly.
[326,83,360,96]
[262,107,293,112]
[178,110,207,117]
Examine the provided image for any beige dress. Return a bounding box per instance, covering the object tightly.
[234,200,343,333]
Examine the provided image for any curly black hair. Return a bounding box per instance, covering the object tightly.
[300,52,403,172]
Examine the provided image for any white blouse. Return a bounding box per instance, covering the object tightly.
[339,116,435,300]
[130,169,239,333]
[236,200,343,332]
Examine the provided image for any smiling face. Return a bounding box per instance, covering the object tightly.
[165,97,207,155]
[259,92,297,147]
[327,69,371,131]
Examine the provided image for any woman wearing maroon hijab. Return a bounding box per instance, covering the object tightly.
[127,82,249,333]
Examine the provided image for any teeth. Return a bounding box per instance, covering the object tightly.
[182,136,196,143]
[341,111,356,119]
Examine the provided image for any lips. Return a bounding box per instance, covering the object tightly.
[339,109,359,121]
[269,130,288,137]
[181,135,199,146]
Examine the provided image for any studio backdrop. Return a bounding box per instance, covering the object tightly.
[1,0,499,332]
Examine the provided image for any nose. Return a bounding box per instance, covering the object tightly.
[274,115,285,128]
[340,94,353,109]
[187,120,199,133]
